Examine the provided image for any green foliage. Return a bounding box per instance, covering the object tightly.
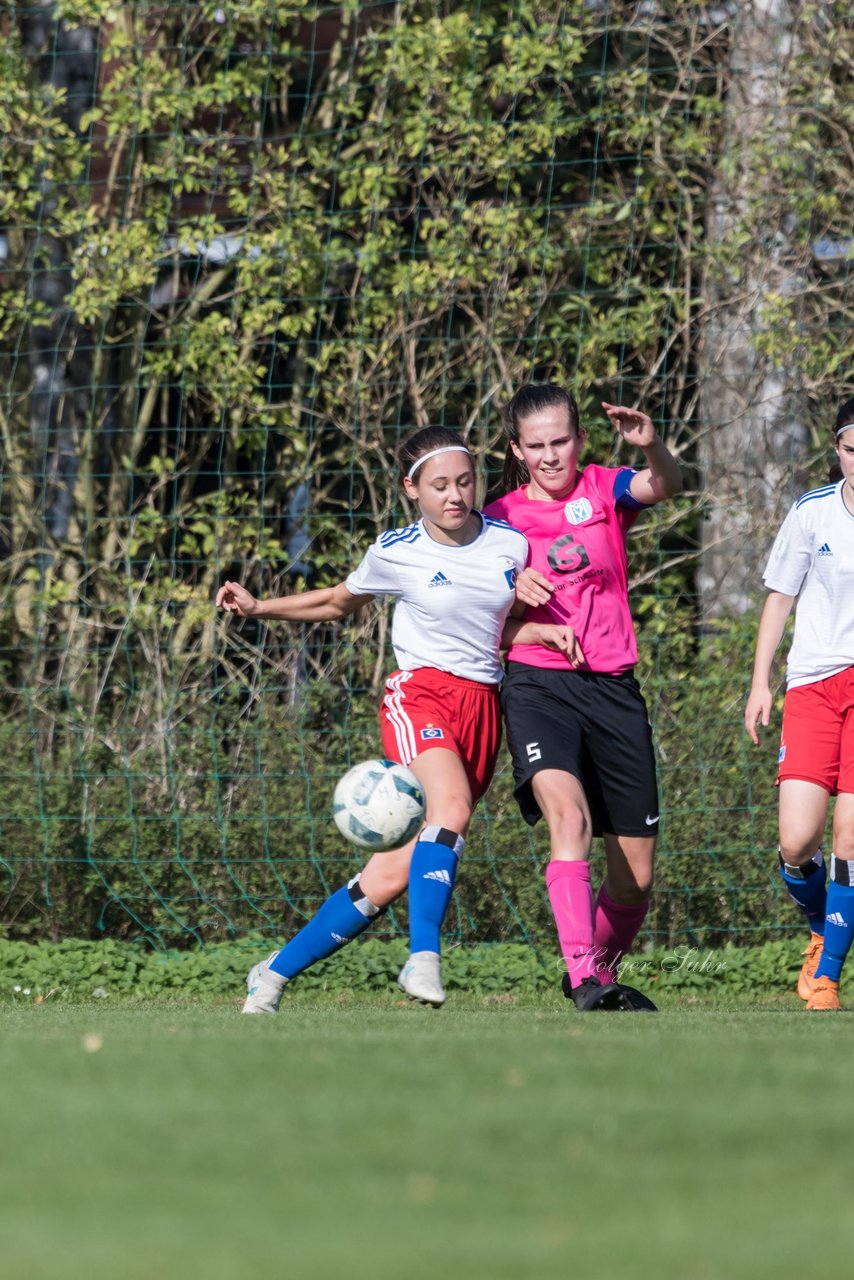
[0,613,797,946]
[2,1,732,676]
[0,934,807,1001]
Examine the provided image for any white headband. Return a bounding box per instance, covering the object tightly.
[407,444,471,480]
[836,424,854,438]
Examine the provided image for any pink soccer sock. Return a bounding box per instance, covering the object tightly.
[546,859,598,987]
[593,885,650,985]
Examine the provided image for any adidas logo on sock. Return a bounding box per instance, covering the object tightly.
[828,912,847,927]
[424,869,452,885]
[818,542,833,556]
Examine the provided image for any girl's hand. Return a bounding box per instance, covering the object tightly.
[744,685,773,746]
[515,567,554,608]
[216,580,260,617]
[535,624,585,667]
[602,402,657,449]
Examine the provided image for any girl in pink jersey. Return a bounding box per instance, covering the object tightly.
[745,397,854,1012]
[485,384,682,1011]
[217,425,559,1013]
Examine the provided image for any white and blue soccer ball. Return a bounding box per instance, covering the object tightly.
[332,758,425,851]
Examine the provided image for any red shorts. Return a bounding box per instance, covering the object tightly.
[778,668,854,794]
[380,668,502,803]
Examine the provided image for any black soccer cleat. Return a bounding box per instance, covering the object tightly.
[613,983,657,1012]
[562,974,626,1011]
[561,974,658,1012]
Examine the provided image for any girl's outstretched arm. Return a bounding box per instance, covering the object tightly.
[216,580,373,622]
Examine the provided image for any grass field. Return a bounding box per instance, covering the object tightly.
[2,993,852,1280]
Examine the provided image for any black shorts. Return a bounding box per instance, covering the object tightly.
[500,662,660,837]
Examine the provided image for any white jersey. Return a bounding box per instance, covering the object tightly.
[762,480,854,688]
[345,514,528,684]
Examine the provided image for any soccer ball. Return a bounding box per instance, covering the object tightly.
[332,758,425,851]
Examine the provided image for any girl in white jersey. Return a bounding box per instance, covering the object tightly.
[485,384,682,1012]
[746,397,854,1012]
[216,426,542,1013]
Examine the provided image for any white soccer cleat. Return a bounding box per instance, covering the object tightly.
[242,952,287,1014]
[398,951,446,1006]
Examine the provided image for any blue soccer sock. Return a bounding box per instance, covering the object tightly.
[815,857,854,983]
[778,849,826,936]
[407,826,464,955]
[268,877,381,980]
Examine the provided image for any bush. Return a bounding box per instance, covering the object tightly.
[0,936,806,1003]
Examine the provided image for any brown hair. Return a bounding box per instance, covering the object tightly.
[835,397,854,438]
[397,426,471,482]
[830,397,854,481]
[500,384,581,491]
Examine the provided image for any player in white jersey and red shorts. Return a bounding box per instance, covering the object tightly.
[746,398,854,1011]
[484,383,682,1011]
[216,425,556,1013]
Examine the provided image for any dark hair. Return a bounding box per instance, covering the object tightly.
[398,425,471,482]
[500,384,581,491]
[830,397,854,481]
[835,397,854,438]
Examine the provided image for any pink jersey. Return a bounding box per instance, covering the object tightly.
[484,466,645,674]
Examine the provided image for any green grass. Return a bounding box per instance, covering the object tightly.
[2,994,852,1280]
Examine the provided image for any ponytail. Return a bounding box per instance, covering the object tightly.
[501,445,528,492]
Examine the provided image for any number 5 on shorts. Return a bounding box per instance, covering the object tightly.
[526,742,541,762]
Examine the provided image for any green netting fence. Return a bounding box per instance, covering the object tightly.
[1,1,853,949]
